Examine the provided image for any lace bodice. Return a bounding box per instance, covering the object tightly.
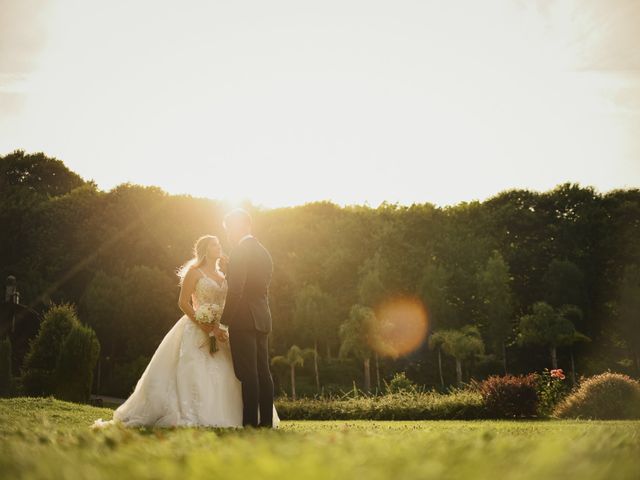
[193,271,227,309]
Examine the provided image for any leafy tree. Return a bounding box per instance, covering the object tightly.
[0,338,12,397]
[271,345,314,400]
[358,252,386,307]
[80,271,126,360]
[293,284,333,392]
[477,251,514,373]
[431,326,485,386]
[615,265,640,373]
[0,150,86,197]
[543,259,587,313]
[339,305,378,393]
[483,189,551,315]
[558,304,591,384]
[517,302,588,369]
[428,331,447,388]
[419,262,453,331]
[22,304,80,396]
[55,324,100,402]
[357,255,386,390]
[2,153,639,394]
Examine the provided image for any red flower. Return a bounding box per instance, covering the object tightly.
[550,369,565,380]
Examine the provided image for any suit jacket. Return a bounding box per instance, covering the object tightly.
[220,236,273,333]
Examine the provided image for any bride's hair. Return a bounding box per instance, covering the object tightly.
[177,235,219,284]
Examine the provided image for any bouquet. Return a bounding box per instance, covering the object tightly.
[195,303,224,353]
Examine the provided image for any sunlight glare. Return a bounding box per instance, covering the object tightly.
[371,297,428,359]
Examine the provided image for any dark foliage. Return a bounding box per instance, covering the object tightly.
[477,374,539,418]
[2,152,640,397]
[55,324,100,403]
[0,337,12,397]
[21,304,79,396]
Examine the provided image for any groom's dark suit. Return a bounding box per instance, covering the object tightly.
[220,235,274,427]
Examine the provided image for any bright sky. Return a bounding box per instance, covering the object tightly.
[1,0,639,207]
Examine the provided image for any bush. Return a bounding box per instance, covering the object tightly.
[0,337,12,397]
[22,304,79,396]
[55,324,100,403]
[275,390,486,420]
[385,372,416,394]
[554,372,640,419]
[477,374,539,418]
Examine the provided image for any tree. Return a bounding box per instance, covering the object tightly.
[22,304,80,396]
[0,150,86,197]
[358,252,386,307]
[357,256,386,391]
[517,301,587,369]
[616,265,640,374]
[0,338,12,397]
[293,284,332,393]
[55,324,100,402]
[271,345,314,400]
[477,251,514,373]
[428,331,447,388]
[339,305,378,393]
[419,263,453,331]
[543,259,587,312]
[80,271,126,360]
[79,266,177,393]
[432,326,485,386]
[558,304,591,385]
[2,152,639,395]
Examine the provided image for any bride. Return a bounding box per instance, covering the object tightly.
[93,235,279,428]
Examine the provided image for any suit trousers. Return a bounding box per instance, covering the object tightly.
[229,328,274,427]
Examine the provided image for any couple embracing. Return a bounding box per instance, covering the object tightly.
[94,209,279,429]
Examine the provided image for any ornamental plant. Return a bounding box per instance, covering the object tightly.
[536,368,568,416]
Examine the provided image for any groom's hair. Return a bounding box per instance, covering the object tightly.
[223,208,252,230]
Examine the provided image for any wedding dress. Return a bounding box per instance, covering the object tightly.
[93,270,279,428]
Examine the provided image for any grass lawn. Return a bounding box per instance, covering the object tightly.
[1,397,638,480]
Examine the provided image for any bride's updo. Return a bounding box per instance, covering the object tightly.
[177,235,219,284]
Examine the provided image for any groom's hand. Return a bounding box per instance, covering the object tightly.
[218,254,230,273]
[212,324,229,343]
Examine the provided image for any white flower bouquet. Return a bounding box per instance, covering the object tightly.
[195,303,223,353]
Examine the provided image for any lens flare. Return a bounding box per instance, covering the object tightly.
[370,296,429,359]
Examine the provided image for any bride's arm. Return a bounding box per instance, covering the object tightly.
[178,269,213,333]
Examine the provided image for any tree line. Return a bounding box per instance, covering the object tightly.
[1,150,639,397]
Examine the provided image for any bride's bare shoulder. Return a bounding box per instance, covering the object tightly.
[183,266,202,284]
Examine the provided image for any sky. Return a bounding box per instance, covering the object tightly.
[1,0,639,208]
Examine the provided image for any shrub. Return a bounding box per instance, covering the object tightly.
[0,337,13,397]
[275,390,486,420]
[55,324,101,403]
[554,372,640,419]
[385,372,416,394]
[477,374,539,418]
[22,304,79,396]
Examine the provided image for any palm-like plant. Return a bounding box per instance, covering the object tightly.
[271,345,314,400]
[430,326,485,386]
[517,301,589,370]
[293,284,331,393]
[339,304,378,393]
[428,331,447,388]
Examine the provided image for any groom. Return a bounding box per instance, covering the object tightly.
[219,208,274,428]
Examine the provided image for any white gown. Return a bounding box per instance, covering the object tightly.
[93,272,280,428]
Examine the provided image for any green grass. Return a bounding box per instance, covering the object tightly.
[1,397,639,480]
